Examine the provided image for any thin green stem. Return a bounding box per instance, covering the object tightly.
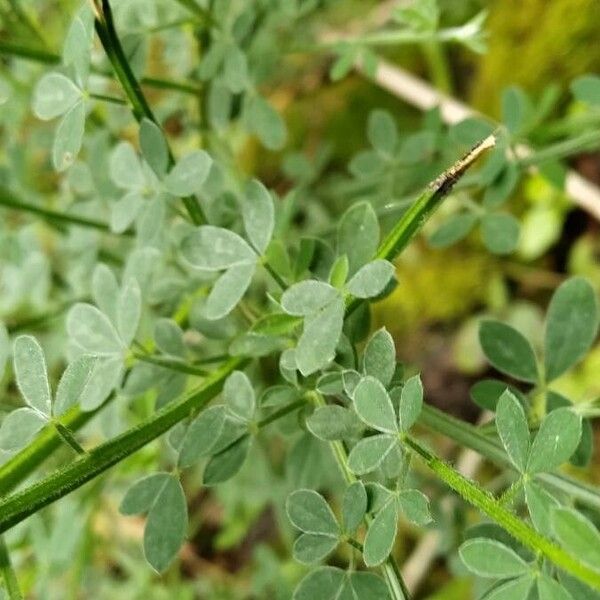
[421,41,452,94]
[418,404,600,512]
[133,352,210,377]
[53,423,86,455]
[256,399,305,428]
[0,187,125,234]
[312,393,410,600]
[403,435,600,591]
[346,135,495,316]
[0,41,202,95]
[517,130,600,168]
[0,358,244,533]
[0,400,109,496]
[88,92,127,105]
[94,0,206,225]
[0,536,22,600]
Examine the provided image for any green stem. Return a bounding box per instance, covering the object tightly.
[0,187,124,234]
[346,135,495,316]
[133,352,210,377]
[0,536,22,600]
[403,435,600,591]
[88,92,127,105]
[256,399,305,428]
[0,358,243,533]
[517,130,600,168]
[53,423,86,455]
[0,41,202,95]
[312,393,410,600]
[94,0,206,225]
[418,404,600,512]
[420,41,452,94]
[0,400,109,496]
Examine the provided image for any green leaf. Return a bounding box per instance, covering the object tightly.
[524,481,559,536]
[120,473,171,515]
[544,277,599,382]
[244,95,287,150]
[54,355,99,416]
[330,45,357,80]
[306,405,360,441]
[470,379,525,411]
[224,371,255,422]
[398,374,423,432]
[502,86,531,135]
[110,192,143,234]
[482,576,534,600]
[204,262,255,320]
[154,319,185,357]
[571,75,600,106]
[293,533,338,565]
[296,298,344,376]
[481,213,520,255]
[450,117,495,147]
[337,202,379,276]
[52,99,85,172]
[459,538,531,578]
[293,567,345,600]
[13,335,51,416]
[178,406,227,468]
[203,434,250,485]
[117,278,141,346]
[363,499,398,567]
[0,408,47,451]
[181,226,256,271]
[398,489,431,526]
[92,264,119,325]
[143,475,187,573]
[63,4,94,86]
[286,489,339,537]
[315,372,344,396]
[342,481,367,534]
[368,110,398,157]
[281,281,340,316]
[293,568,389,600]
[0,322,8,380]
[346,572,390,599]
[353,376,398,433]
[164,150,212,196]
[328,255,349,289]
[365,482,394,513]
[67,303,124,355]
[243,179,275,254]
[223,45,248,93]
[495,390,530,472]
[551,507,600,571]
[109,142,145,190]
[363,328,396,386]
[78,356,123,411]
[347,435,396,475]
[429,213,478,248]
[139,118,169,179]
[346,259,394,299]
[32,72,81,120]
[479,320,538,383]
[527,408,581,474]
[538,574,575,600]
[483,162,519,208]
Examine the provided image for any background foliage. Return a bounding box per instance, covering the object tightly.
[1,0,600,599]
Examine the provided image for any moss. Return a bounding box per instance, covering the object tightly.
[373,246,494,336]
[471,0,600,114]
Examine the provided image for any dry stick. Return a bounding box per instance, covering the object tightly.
[358,58,600,220]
